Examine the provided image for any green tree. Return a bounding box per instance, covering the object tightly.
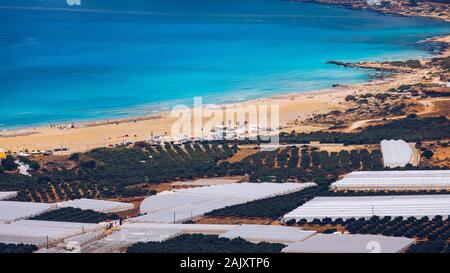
[422,150,434,159]
[2,156,18,171]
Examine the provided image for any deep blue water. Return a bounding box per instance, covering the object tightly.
[0,0,449,128]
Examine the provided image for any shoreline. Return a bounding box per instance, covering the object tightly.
[1,8,449,154]
[1,32,447,134]
[1,34,448,154]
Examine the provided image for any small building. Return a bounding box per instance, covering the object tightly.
[380,139,413,168]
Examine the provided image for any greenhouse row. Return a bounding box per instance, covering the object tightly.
[282,233,414,253]
[0,201,55,222]
[136,182,316,223]
[100,223,413,253]
[122,223,238,234]
[0,220,101,246]
[283,195,450,222]
[0,191,17,201]
[104,226,183,243]
[219,224,316,244]
[57,198,134,213]
[331,170,450,191]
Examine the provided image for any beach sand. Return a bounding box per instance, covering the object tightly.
[0,89,337,153]
[1,35,449,154]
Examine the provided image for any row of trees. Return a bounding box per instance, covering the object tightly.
[278,117,450,145]
[2,117,447,202]
[205,117,449,146]
[0,243,37,253]
[407,240,450,253]
[0,143,237,202]
[224,147,383,184]
[295,216,450,242]
[71,143,238,186]
[0,156,18,172]
[126,234,284,253]
[31,207,120,223]
[0,173,150,202]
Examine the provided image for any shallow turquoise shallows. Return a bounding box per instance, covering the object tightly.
[0,0,449,128]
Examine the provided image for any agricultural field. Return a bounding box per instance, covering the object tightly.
[205,186,318,219]
[294,216,450,253]
[278,117,450,145]
[0,143,238,202]
[226,146,383,184]
[1,117,448,205]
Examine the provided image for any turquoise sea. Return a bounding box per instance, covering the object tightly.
[0,0,449,128]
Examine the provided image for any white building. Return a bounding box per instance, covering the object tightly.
[380,139,414,168]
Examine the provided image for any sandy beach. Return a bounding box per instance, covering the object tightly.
[1,33,449,154]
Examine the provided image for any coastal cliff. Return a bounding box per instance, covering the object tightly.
[291,0,450,23]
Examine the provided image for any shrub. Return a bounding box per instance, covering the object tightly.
[422,150,434,159]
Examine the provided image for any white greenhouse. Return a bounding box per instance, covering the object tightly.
[282,233,414,253]
[57,198,134,213]
[283,195,450,222]
[135,182,316,223]
[104,227,183,243]
[330,170,450,191]
[104,223,239,243]
[0,191,17,201]
[0,220,102,246]
[121,223,238,234]
[219,224,316,244]
[0,201,55,222]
